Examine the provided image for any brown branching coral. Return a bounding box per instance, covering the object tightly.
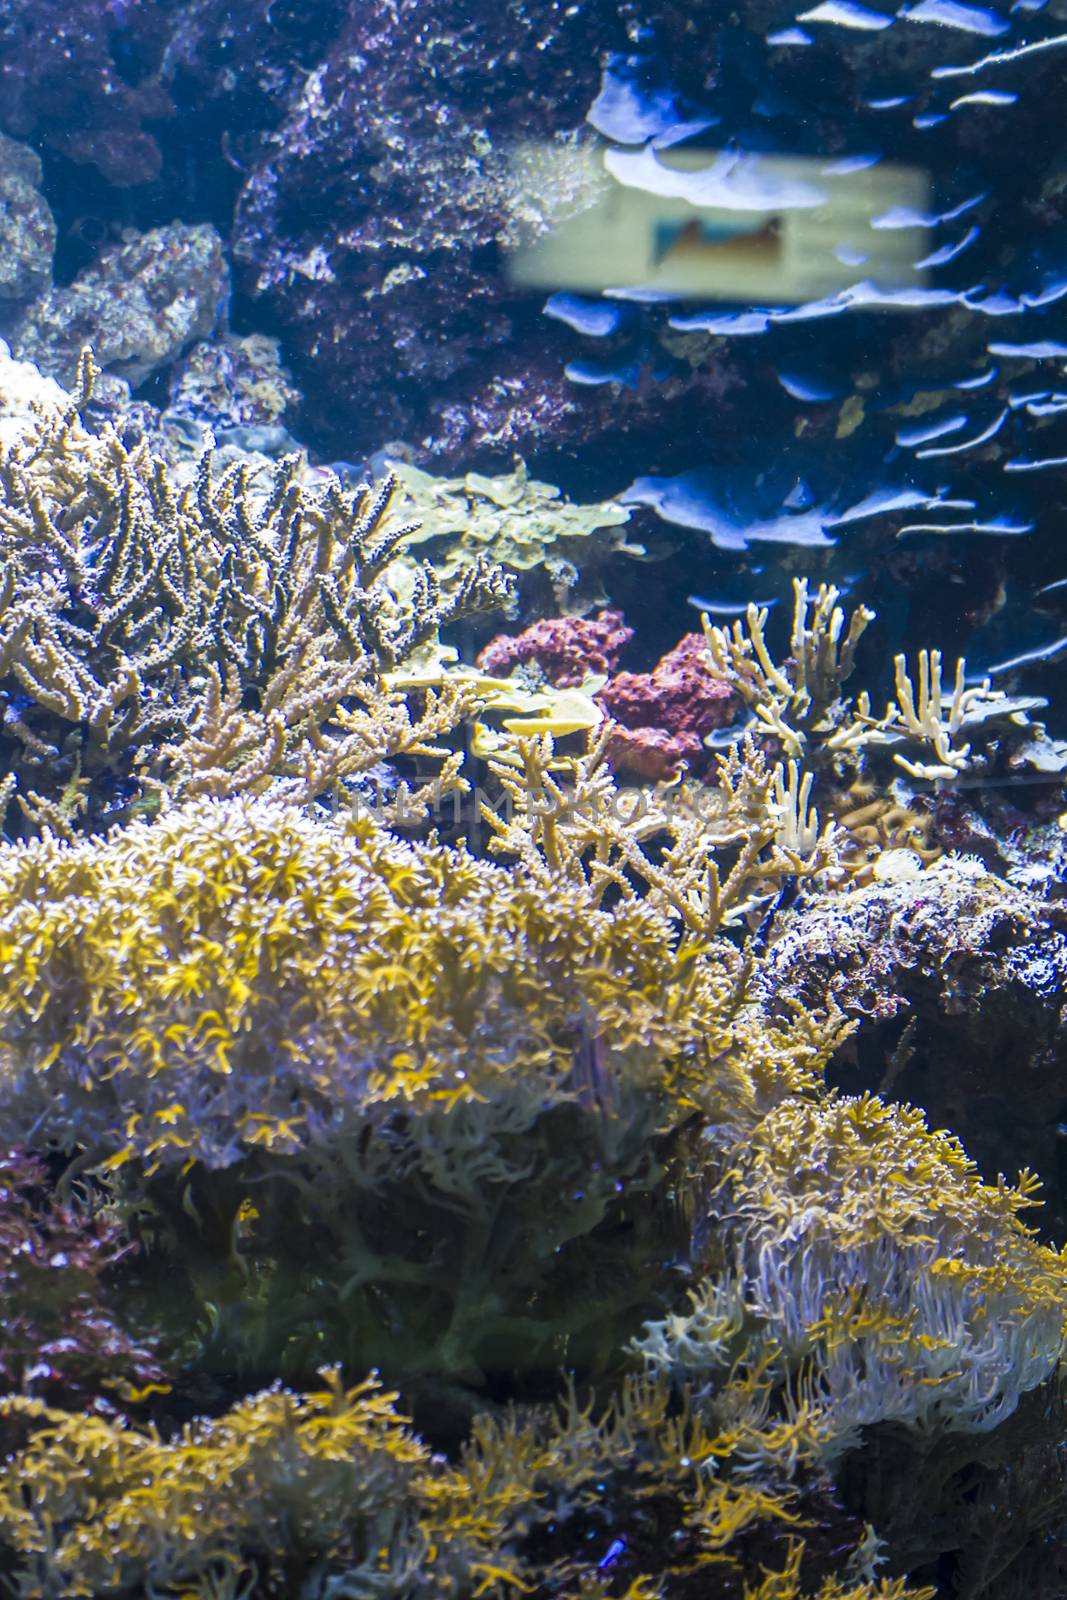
[703,578,1060,791]
[481,727,841,940]
[0,349,514,834]
[703,579,875,760]
[700,578,1062,877]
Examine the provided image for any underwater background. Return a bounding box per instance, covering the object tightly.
[0,0,1065,1596]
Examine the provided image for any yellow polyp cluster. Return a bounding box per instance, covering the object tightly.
[0,1362,944,1600]
[635,1092,1067,1465]
[0,789,831,1172]
[414,1371,941,1598]
[743,1542,935,1600]
[0,1368,436,1598]
[830,785,941,882]
[0,779,852,1412]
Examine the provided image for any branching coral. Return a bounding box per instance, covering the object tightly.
[703,580,874,761]
[701,578,1062,874]
[701,580,1011,783]
[0,350,513,835]
[483,727,841,940]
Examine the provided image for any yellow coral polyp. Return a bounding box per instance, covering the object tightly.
[637,1091,1067,1463]
[0,1370,432,1598]
[0,787,828,1174]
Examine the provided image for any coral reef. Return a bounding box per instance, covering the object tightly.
[0,539,1059,1591]
[0,6,1063,1593]
[0,349,511,835]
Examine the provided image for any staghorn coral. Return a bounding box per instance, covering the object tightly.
[700,578,1065,876]
[0,349,512,835]
[703,578,1063,788]
[701,579,876,764]
[482,726,842,941]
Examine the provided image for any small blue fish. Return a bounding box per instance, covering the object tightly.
[597,1539,626,1571]
[901,0,1011,35]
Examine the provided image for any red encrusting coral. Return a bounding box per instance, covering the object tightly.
[478,615,739,781]
[598,632,739,780]
[477,608,634,687]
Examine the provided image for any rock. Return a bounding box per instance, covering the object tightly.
[12,222,229,390]
[0,134,56,307]
[757,856,1067,1239]
[599,632,740,780]
[166,332,300,436]
[477,609,635,687]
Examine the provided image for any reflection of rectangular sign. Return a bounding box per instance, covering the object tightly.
[507,143,931,301]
